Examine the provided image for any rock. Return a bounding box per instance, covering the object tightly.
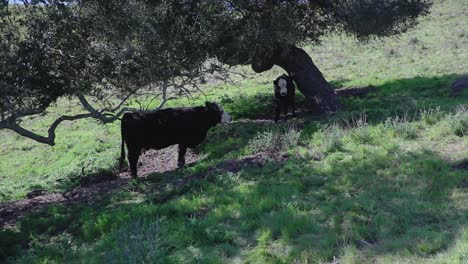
[451,76,468,95]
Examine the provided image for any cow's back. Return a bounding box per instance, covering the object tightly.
[122,107,213,149]
[287,78,295,97]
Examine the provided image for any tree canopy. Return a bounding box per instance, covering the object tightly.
[0,0,432,145]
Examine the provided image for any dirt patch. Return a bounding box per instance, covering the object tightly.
[1,149,286,228]
[118,145,202,178]
[1,146,201,228]
[26,189,49,199]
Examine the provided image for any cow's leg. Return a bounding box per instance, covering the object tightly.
[127,145,141,178]
[291,97,297,117]
[119,137,126,171]
[274,100,281,122]
[283,101,288,120]
[178,144,188,168]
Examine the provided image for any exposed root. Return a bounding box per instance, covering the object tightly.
[335,85,378,98]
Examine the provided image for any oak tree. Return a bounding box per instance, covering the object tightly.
[0,0,432,144]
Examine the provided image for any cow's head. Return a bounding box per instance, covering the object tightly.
[205,102,232,123]
[274,75,288,96]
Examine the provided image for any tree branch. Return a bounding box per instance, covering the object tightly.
[156,81,173,110]
[77,94,137,123]
[0,112,93,145]
[0,93,138,145]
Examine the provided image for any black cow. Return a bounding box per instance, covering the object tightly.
[273,74,296,122]
[119,102,232,178]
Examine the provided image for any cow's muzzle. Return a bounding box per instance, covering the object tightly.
[222,111,232,123]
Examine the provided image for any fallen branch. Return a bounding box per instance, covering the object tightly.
[334,85,378,98]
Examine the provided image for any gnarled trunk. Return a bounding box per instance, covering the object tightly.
[252,45,341,113]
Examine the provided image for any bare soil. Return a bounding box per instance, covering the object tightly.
[0,146,288,228]
[0,146,200,228]
[118,145,201,177]
[0,179,128,228]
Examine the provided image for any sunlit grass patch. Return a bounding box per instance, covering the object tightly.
[247,124,302,154]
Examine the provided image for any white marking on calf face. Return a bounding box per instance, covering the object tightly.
[278,78,287,96]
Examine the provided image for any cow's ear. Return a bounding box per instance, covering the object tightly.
[273,80,277,85]
[205,101,215,109]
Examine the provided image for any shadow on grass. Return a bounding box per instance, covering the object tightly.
[115,147,466,262]
[195,73,466,165]
[223,73,467,123]
[1,145,465,262]
[334,74,467,123]
[50,168,119,195]
[220,90,307,120]
[137,148,465,262]
[31,74,467,198]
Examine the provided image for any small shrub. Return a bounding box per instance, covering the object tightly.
[249,131,280,153]
[339,245,364,264]
[343,113,368,130]
[350,126,373,144]
[385,114,419,139]
[100,218,169,263]
[448,105,468,137]
[419,106,443,125]
[309,124,347,154]
[324,124,347,152]
[282,124,301,149]
[248,125,301,153]
[430,105,468,137]
[345,114,376,144]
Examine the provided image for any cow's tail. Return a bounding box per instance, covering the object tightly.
[119,125,125,171]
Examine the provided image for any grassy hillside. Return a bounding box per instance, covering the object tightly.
[1,0,467,263]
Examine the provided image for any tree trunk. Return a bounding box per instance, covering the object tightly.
[252,45,341,113]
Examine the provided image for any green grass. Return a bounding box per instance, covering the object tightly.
[1,0,467,263]
[0,102,121,201]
